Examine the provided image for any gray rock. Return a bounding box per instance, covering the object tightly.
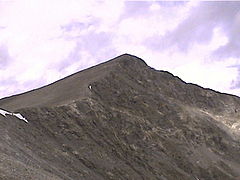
[0,54,239,180]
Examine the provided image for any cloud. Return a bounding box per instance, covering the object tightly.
[115,1,197,55]
[228,64,240,90]
[0,1,240,99]
[0,45,11,68]
[0,0,124,98]
[145,2,240,57]
[121,1,151,19]
[119,2,240,96]
[212,4,240,58]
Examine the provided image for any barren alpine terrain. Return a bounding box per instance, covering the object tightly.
[0,54,240,180]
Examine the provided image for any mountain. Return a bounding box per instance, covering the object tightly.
[0,54,240,180]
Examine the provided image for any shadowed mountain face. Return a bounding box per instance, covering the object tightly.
[0,54,240,180]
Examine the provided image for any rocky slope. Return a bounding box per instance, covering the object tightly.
[0,54,240,180]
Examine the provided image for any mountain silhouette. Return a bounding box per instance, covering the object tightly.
[0,54,239,180]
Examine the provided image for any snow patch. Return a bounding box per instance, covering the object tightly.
[0,109,28,123]
[13,113,28,123]
[0,109,12,116]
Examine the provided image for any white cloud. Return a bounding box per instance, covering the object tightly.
[0,1,240,99]
[0,0,124,98]
[208,27,229,51]
[172,60,238,94]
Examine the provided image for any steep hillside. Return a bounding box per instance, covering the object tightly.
[0,54,240,180]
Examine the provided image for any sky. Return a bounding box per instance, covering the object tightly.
[0,0,240,98]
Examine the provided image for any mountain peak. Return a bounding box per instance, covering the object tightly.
[113,53,148,67]
[114,53,141,59]
[0,54,240,179]
[0,54,149,110]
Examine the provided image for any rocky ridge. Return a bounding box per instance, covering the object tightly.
[0,54,240,180]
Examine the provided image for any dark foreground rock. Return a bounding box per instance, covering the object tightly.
[0,54,240,180]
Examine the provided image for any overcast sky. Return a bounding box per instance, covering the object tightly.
[0,0,240,98]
